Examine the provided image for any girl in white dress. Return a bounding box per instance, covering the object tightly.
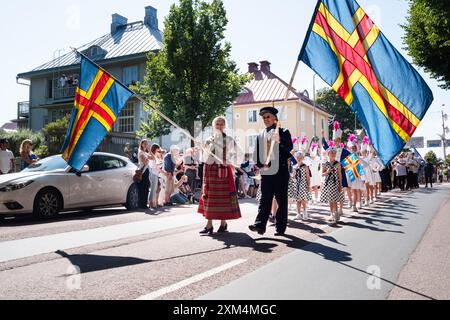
[346,135,364,212]
[360,138,375,206]
[370,150,384,199]
[309,143,321,204]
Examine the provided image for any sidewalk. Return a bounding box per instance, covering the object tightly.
[389,184,450,300]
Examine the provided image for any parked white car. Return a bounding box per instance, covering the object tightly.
[0,152,139,220]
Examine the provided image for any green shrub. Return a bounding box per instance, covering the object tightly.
[0,130,44,157]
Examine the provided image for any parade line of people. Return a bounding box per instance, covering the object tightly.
[130,108,446,236]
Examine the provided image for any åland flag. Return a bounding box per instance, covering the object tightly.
[299,0,434,165]
[341,153,364,183]
[61,55,134,171]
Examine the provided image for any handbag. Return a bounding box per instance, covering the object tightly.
[133,167,144,183]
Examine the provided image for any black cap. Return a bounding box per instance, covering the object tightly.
[259,107,279,117]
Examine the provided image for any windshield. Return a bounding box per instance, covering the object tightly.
[22,155,70,172]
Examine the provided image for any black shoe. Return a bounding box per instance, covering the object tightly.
[249,224,265,235]
[217,224,228,233]
[268,214,275,224]
[199,227,214,235]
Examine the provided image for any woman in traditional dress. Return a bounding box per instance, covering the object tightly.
[198,116,242,235]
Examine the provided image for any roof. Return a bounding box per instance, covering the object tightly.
[18,21,163,78]
[1,122,18,132]
[234,63,329,115]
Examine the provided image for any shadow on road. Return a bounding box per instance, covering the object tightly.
[56,250,150,274]
[255,234,352,262]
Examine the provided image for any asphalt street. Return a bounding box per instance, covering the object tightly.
[0,184,448,300]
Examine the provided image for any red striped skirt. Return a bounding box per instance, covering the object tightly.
[198,164,241,220]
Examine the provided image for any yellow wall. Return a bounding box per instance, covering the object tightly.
[232,100,330,153]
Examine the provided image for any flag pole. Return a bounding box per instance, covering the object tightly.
[70,47,230,167]
[264,60,300,166]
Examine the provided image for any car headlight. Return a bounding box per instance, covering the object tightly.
[0,180,34,192]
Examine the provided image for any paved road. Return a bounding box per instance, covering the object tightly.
[0,185,448,300]
[202,185,450,300]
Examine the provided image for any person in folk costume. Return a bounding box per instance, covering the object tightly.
[320,142,344,223]
[360,137,376,205]
[346,134,365,212]
[289,136,308,210]
[198,116,242,235]
[369,149,384,199]
[308,143,322,204]
[322,121,352,215]
[249,107,293,236]
[290,151,312,221]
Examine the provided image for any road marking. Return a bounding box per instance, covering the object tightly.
[0,213,205,263]
[136,259,247,300]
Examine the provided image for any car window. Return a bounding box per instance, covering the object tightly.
[23,155,69,172]
[86,155,126,172]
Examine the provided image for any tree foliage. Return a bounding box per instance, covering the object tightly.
[0,130,44,157]
[135,0,249,142]
[424,150,440,165]
[403,0,450,90]
[42,114,71,156]
[315,88,362,140]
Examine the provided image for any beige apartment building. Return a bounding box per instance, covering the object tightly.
[232,61,331,153]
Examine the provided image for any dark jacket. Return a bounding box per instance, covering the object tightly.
[424,163,434,176]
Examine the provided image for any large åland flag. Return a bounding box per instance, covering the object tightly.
[61,56,133,171]
[299,0,434,165]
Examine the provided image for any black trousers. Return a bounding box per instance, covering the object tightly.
[137,169,150,209]
[255,169,290,233]
[425,175,433,187]
[397,175,406,191]
[406,171,415,190]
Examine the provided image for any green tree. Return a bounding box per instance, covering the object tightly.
[446,154,450,165]
[403,0,450,90]
[315,88,362,140]
[424,150,439,165]
[135,0,248,144]
[42,115,71,155]
[0,130,44,157]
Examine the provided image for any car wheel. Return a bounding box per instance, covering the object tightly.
[125,183,139,211]
[33,188,61,220]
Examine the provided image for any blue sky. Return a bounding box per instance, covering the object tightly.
[1,0,448,145]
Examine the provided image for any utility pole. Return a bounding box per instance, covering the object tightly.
[442,104,448,161]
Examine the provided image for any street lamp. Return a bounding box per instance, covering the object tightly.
[442,104,448,161]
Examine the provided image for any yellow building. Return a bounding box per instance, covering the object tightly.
[233,61,331,153]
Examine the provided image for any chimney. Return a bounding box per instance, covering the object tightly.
[248,62,259,74]
[260,60,271,72]
[111,13,128,34]
[145,6,159,29]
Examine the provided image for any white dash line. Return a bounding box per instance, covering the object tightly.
[136,259,247,300]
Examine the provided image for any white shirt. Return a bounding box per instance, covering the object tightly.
[0,149,14,174]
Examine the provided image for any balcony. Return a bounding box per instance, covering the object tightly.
[17,101,30,118]
[53,86,77,101]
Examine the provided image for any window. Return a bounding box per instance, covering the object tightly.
[247,135,258,152]
[115,102,135,133]
[86,155,126,172]
[47,79,54,98]
[300,107,305,122]
[321,118,325,130]
[276,106,287,121]
[50,109,71,123]
[247,110,258,123]
[123,66,139,86]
